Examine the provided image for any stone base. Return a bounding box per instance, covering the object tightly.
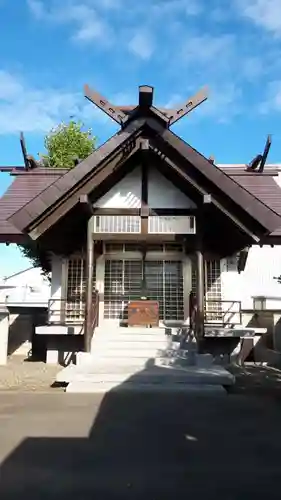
[66,381,227,394]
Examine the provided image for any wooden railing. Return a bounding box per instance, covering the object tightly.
[48,291,99,332]
[189,291,242,331]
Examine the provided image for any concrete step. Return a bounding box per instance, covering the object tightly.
[66,381,227,394]
[91,340,168,350]
[94,327,168,335]
[77,355,162,368]
[89,348,167,358]
[57,362,234,385]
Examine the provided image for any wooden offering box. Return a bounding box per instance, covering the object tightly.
[128,300,159,327]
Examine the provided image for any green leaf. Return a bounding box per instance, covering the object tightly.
[40,120,96,168]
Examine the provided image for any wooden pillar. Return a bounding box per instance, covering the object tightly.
[84,216,95,353]
[195,248,204,339]
[195,198,209,340]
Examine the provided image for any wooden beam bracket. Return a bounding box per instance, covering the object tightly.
[84,84,127,126]
[168,87,208,126]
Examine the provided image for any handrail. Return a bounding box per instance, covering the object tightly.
[48,292,99,333]
[189,292,242,330]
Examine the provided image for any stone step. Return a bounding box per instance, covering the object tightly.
[57,362,234,385]
[95,327,168,335]
[65,381,227,394]
[90,348,168,358]
[92,336,168,345]
[92,338,168,349]
[77,355,163,368]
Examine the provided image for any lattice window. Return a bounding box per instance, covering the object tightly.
[104,243,183,254]
[66,256,96,323]
[192,259,222,321]
[94,215,141,233]
[146,260,184,321]
[104,260,142,320]
[104,259,184,322]
[148,215,195,234]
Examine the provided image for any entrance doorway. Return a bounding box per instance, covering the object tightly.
[104,259,184,323]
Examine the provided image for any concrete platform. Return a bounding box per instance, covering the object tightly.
[36,325,83,335]
[66,381,227,394]
[57,362,234,387]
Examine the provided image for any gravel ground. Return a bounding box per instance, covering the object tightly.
[228,363,281,399]
[0,355,62,392]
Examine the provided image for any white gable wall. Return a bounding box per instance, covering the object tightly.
[94,165,196,209]
[221,246,281,309]
[148,168,196,208]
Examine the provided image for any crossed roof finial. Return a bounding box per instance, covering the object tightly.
[84,84,208,128]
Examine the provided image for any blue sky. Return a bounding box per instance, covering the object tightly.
[0,0,281,276]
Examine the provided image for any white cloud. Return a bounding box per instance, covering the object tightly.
[241,56,264,81]
[27,0,114,44]
[185,0,202,16]
[195,84,243,122]
[182,33,235,64]
[259,81,281,113]
[150,0,202,16]
[27,0,45,18]
[236,0,281,35]
[128,32,155,60]
[0,70,105,134]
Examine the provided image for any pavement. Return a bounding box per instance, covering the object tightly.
[1,375,281,499]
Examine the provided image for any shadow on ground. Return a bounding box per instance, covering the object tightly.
[1,364,281,499]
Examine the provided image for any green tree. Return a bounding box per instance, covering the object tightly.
[41,120,96,168]
[18,121,97,272]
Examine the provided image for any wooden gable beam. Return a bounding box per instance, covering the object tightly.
[27,137,142,240]
[167,87,208,126]
[84,84,127,125]
[149,143,260,242]
[117,104,175,116]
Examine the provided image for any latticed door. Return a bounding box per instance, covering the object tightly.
[145,260,184,321]
[104,260,142,320]
[104,259,184,322]
[66,257,96,323]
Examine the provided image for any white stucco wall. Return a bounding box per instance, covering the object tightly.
[0,267,50,305]
[94,165,195,209]
[147,168,196,208]
[221,246,281,309]
[49,255,65,322]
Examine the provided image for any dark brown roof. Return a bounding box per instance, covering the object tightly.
[1,115,281,242]
[220,168,281,236]
[10,119,145,233]
[0,169,64,242]
[149,122,281,234]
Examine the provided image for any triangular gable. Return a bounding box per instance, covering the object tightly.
[7,112,281,241]
[147,118,281,234]
[9,118,145,233]
[94,165,196,209]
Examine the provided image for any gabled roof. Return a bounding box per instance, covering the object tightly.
[147,121,281,234]
[1,155,281,243]
[6,115,281,241]
[0,169,63,242]
[1,82,281,244]
[9,119,145,234]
